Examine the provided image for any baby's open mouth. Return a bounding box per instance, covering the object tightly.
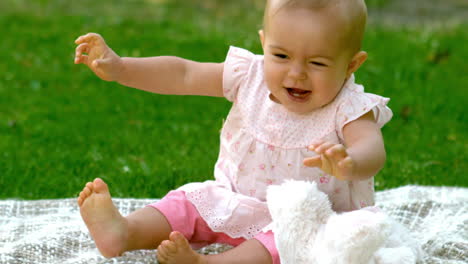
[286,88,311,99]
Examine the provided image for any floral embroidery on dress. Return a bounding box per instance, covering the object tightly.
[320,176,330,184]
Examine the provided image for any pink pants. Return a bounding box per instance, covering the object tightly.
[148,190,280,264]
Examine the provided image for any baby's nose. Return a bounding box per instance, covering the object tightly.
[287,63,307,80]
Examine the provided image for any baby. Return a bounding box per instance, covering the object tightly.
[74,0,392,263]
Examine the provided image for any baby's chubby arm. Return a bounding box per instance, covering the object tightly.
[74,33,224,97]
[303,111,386,181]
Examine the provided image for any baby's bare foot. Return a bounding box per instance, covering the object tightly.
[157,231,206,264]
[78,178,128,258]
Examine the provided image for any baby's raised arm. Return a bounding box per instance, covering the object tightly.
[304,111,386,181]
[74,33,224,97]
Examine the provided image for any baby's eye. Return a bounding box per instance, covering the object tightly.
[310,61,327,67]
[274,53,288,59]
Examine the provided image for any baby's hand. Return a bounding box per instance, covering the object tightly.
[74,33,123,82]
[303,141,355,181]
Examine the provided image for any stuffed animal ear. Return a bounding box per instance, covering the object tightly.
[267,180,333,221]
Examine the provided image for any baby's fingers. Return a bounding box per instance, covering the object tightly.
[303,156,322,168]
[75,32,105,45]
[338,157,353,171]
[75,43,90,55]
[74,43,89,64]
[336,157,354,180]
[74,54,88,65]
[309,141,335,154]
[325,144,347,160]
[307,140,324,151]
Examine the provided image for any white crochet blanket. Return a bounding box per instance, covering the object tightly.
[0,186,466,264]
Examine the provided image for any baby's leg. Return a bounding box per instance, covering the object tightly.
[157,231,274,264]
[77,178,172,257]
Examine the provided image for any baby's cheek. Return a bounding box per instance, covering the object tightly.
[264,62,283,86]
[264,71,276,90]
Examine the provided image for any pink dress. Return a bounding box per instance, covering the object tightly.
[179,46,393,240]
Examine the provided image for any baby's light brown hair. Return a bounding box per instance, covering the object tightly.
[263,0,368,55]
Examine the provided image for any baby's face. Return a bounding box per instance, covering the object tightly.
[261,7,355,114]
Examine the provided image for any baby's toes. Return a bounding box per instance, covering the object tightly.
[157,240,174,262]
[77,186,92,206]
[156,251,168,263]
[163,239,178,253]
[169,231,190,250]
[86,180,94,189]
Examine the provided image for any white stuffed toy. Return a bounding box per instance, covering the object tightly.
[266,180,422,264]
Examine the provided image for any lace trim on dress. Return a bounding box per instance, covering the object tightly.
[182,182,272,239]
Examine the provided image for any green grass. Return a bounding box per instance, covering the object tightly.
[0,0,466,199]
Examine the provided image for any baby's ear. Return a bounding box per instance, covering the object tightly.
[259,29,265,49]
[346,51,367,77]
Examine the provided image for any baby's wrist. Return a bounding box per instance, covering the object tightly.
[114,57,127,83]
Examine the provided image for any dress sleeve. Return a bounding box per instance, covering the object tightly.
[335,84,393,140]
[222,46,255,102]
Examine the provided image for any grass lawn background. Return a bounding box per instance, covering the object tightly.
[0,0,466,199]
